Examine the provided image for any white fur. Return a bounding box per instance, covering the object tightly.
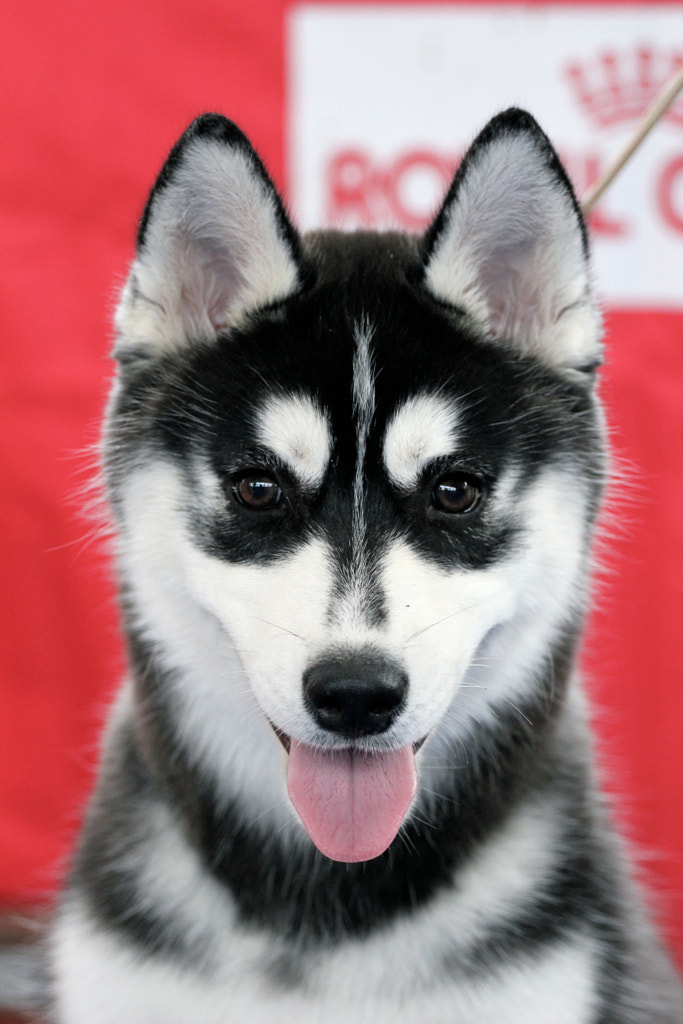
[424,132,601,368]
[257,393,332,488]
[116,462,296,829]
[53,909,598,1024]
[383,392,460,489]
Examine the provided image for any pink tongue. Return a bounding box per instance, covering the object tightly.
[287,740,417,863]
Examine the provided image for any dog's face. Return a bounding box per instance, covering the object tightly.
[108,112,605,862]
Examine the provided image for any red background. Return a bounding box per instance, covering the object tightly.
[1,0,682,968]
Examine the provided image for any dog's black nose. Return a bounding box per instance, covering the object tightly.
[304,654,408,738]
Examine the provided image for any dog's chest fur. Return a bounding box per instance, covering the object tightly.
[56,883,600,1024]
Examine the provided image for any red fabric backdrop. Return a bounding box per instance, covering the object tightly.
[1,0,682,968]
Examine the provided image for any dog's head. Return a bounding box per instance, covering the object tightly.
[107,111,605,862]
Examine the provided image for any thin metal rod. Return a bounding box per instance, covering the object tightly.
[581,66,683,215]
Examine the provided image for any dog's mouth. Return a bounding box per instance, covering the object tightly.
[272,726,426,756]
[271,724,424,864]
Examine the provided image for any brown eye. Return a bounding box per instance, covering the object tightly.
[233,472,283,510]
[432,474,483,514]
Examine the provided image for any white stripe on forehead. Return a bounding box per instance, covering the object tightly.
[330,318,378,631]
[383,393,460,489]
[352,318,375,430]
[352,318,375,514]
[256,393,331,488]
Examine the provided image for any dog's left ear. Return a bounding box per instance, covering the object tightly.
[422,109,601,372]
[115,114,304,361]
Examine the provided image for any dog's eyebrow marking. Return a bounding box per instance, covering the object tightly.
[256,393,331,488]
[383,393,460,489]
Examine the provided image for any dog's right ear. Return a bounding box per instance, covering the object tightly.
[114,114,305,362]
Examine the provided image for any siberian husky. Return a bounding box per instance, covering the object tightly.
[44,110,682,1022]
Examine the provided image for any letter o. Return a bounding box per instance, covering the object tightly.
[657,155,683,234]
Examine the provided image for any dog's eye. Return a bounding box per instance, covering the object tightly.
[431,474,483,514]
[232,472,283,510]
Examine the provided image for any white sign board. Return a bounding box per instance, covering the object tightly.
[289,5,683,307]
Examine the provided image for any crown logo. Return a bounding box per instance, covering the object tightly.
[566,47,683,128]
